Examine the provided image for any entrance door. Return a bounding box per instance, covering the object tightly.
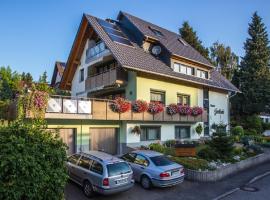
[90,128,117,155]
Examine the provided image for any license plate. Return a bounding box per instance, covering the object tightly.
[116,178,128,184]
[171,170,180,176]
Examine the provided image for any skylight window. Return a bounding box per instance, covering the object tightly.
[149,26,164,37]
[178,38,188,46]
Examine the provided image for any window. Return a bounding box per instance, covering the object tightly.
[178,38,188,46]
[140,126,161,141]
[78,156,92,170]
[90,160,103,175]
[79,68,84,82]
[149,26,164,37]
[134,154,149,166]
[150,156,173,166]
[197,69,208,79]
[177,94,190,106]
[175,126,190,139]
[68,154,81,165]
[121,153,136,163]
[150,90,165,104]
[107,162,131,177]
[173,63,194,76]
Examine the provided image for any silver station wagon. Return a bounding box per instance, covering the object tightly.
[121,150,184,189]
[67,151,134,197]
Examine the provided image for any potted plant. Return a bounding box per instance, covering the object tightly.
[110,97,131,113]
[132,100,148,113]
[191,106,203,116]
[148,101,164,114]
[131,125,141,135]
[195,123,203,135]
[178,105,192,116]
[166,104,178,115]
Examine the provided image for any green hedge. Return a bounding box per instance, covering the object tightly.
[171,157,210,171]
[0,121,68,200]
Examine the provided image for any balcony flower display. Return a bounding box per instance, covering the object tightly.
[148,101,164,114]
[166,104,178,115]
[178,105,192,116]
[110,97,131,113]
[132,100,148,113]
[191,106,204,116]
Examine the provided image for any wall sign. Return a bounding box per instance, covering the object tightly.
[214,108,224,115]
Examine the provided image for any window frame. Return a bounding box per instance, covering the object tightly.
[134,154,150,167]
[68,154,81,165]
[197,69,209,79]
[173,63,195,76]
[77,156,92,170]
[90,160,103,175]
[149,26,164,37]
[140,126,161,141]
[177,93,191,106]
[175,126,191,139]
[150,89,166,104]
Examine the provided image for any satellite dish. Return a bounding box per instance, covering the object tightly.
[151,45,162,56]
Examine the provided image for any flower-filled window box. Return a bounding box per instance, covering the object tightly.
[132,100,148,113]
[191,106,203,116]
[148,101,164,114]
[110,97,131,113]
[178,105,192,116]
[166,104,178,115]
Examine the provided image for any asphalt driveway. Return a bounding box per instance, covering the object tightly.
[65,161,270,200]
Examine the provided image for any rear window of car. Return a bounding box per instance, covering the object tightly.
[107,162,131,177]
[150,156,174,166]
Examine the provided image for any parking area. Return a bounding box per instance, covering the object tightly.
[65,161,270,200]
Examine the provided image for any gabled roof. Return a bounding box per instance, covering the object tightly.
[51,61,66,87]
[60,12,239,93]
[118,11,213,68]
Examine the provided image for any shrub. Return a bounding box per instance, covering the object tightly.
[171,157,210,170]
[245,115,262,134]
[244,129,257,135]
[208,131,234,160]
[149,143,165,153]
[164,140,177,147]
[231,126,244,136]
[197,146,219,161]
[0,121,68,200]
[262,122,270,131]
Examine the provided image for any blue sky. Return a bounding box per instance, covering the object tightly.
[0,0,269,81]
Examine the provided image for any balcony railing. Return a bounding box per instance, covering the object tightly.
[42,96,208,122]
[85,42,110,64]
[85,67,127,91]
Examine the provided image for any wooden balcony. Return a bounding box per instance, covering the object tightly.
[85,67,127,91]
[43,96,208,123]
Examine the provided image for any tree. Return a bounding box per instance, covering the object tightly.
[0,120,68,200]
[179,21,209,59]
[210,42,239,80]
[232,12,270,115]
[39,71,48,83]
[21,72,33,86]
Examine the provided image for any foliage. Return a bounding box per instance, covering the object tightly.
[171,157,210,171]
[131,126,141,135]
[244,129,257,136]
[179,21,209,59]
[245,115,263,134]
[0,100,10,120]
[195,123,203,135]
[262,122,270,131]
[110,97,131,113]
[246,144,264,154]
[148,101,164,114]
[208,131,234,160]
[164,140,177,148]
[197,146,219,161]
[0,120,68,200]
[210,41,239,80]
[178,105,192,115]
[231,12,270,116]
[149,143,165,153]
[166,104,178,115]
[132,100,148,113]
[231,126,244,136]
[191,106,204,116]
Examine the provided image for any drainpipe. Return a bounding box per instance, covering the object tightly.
[80,120,83,152]
[228,91,237,134]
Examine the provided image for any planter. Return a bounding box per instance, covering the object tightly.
[185,149,270,182]
[174,144,196,157]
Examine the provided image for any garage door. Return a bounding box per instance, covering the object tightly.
[48,129,76,155]
[90,128,117,155]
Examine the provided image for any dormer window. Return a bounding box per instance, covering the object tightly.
[197,69,209,79]
[149,26,164,37]
[173,63,195,76]
[178,38,188,46]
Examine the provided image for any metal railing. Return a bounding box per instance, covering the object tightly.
[85,42,109,63]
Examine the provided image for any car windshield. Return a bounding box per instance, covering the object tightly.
[150,156,174,166]
[107,162,131,177]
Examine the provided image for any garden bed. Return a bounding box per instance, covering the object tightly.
[184,149,270,182]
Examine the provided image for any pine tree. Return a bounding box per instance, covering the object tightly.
[232,12,270,115]
[39,71,48,83]
[179,21,209,59]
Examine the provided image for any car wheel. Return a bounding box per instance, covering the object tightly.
[141,175,152,190]
[83,180,94,198]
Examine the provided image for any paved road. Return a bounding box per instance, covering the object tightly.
[65,161,270,200]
